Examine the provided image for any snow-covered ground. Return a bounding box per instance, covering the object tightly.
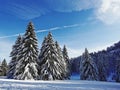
[0,78,120,90]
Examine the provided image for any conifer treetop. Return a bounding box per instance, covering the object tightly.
[24,22,36,38]
[27,21,34,30]
[63,45,69,60]
[46,32,54,44]
[84,48,89,55]
[83,48,91,62]
[63,45,67,52]
[47,32,52,39]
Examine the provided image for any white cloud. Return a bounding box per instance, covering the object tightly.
[67,42,116,58]
[96,0,120,25]
[0,39,13,62]
[67,48,83,58]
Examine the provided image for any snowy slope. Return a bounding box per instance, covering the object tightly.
[0,79,120,90]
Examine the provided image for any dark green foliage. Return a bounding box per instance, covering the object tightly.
[1,59,8,76]
[80,48,99,81]
[38,32,66,80]
[14,22,38,80]
[62,45,71,79]
[95,53,107,81]
[7,35,22,79]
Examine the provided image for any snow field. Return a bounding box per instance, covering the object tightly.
[0,79,120,90]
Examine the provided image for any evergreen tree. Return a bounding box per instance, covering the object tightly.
[38,32,66,80]
[80,48,99,80]
[7,35,22,79]
[116,59,120,82]
[96,53,107,81]
[14,22,38,80]
[0,61,3,76]
[55,42,67,79]
[37,36,47,75]
[1,59,8,76]
[62,45,71,79]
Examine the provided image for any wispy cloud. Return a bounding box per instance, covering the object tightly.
[1,0,120,25]
[0,33,24,39]
[6,2,49,20]
[1,0,97,20]
[0,24,81,39]
[44,0,98,12]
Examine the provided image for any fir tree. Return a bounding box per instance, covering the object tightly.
[55,42,67,79]
[1,59,8,76]
[38,32,66,80]
[62,45,71,79]
[14,22,38,80]
[37,36,47,75]
[80,48,99,81]
[0,61,3,76]
[7,35,22,79]
[96,53,107,81]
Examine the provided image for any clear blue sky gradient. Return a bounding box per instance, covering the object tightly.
[0,0,120,61]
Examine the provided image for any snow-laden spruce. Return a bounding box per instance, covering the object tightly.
[62,45,71,79]
[14,22,39,80]
[38,32,66,80]
[95,53,107,81]
[80,48,99,80]
[55,41,69,79]
[1,59,8,76]
[7,35,22,79]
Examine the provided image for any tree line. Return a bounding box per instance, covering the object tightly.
[1,22,120,83]
[7,22,71,80]
[72,44,120,82]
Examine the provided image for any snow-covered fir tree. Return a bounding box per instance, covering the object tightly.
[116,59,120,82]
[7,35,22,79]
[55,41,68,79]
[14,22,38,80]
[62,45,71,79]
[37,36,47,75]
[80,48,99,81]
[1,59,8,76]
[38,32,66,80]
[0,61,3,76]
[96,53,107,81]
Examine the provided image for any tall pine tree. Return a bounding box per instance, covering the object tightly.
[80,48,99,80]
[14,22,38,80]
[38,32,66,80]
[7,35,22,79]
[62,45,71,79]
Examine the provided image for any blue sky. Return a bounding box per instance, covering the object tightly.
[0,0,120,62]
